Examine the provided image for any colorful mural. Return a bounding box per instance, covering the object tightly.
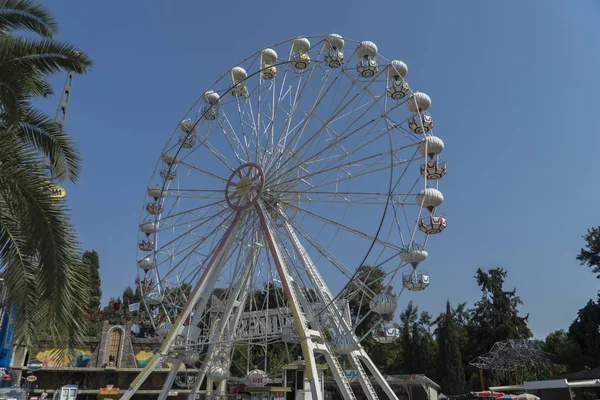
[0,310,14,368]
[134,350,155,368]
[134,350,184,369]
[35,349,92,368]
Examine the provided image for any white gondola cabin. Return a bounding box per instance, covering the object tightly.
[372,327,400,344]
[403,270,430,291]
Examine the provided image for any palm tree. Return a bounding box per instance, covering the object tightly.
[0,0,93,347]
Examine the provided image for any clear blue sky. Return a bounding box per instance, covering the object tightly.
[39,0,600,339]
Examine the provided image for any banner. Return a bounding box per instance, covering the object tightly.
[344,369,359,383]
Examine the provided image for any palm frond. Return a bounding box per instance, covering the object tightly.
[0,135,88,347]
[0,64,54,123]
[1,36,91,74]
[0,0,57,37]
[2,104,82,183]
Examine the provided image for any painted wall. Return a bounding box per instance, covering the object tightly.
[0,308,14,368]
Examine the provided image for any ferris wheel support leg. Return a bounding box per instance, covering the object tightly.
[189,238,259,395]
[255,203,324,400]
[358,349,399,400]
[317,350,356,400]
[282,219,355,335]
[158,355,183,400]
[120,212,242,400]
[283,218,370,400]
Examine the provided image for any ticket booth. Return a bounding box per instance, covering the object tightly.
[281,357,327,400]
[97,385,120,400]
[245,386,291,400]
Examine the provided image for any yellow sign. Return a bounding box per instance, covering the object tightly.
[98,387,119,395]
[49,184,66,199]
[26,375,37,382]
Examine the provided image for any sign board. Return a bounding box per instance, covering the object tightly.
[49,184,66,199]
[27,359,43,371]
[26,375,37,382]
[247,376,267,387]
[236,308,294,339]
[98,387,120,396]
[344,369,359,382]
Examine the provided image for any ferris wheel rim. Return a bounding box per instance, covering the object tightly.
[136,35,445,347]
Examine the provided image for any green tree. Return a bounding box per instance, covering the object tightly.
[0,0,92,346]
[576,227,600,278]
[82,250,101,335]
[347,265,386,338]
[398,302,436,376]
[466,268,531,360]
[435,300,465,394]
[413,311,437,378]
[400,302,418,372]
[122,286,139,306]
[103,297,128,325]
[367,329,403,374]
[465,268,531,388]
[567,297,600,371]
[542,329,580,374]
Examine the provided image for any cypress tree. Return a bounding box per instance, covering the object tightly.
[436,300,465,394]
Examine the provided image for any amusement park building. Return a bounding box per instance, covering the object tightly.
[9,321,197,399]
[4,320,441,400]
[324,374,440,400]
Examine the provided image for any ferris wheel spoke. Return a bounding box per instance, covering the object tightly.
[158,214,228,243]
[156,200,228,224]
[160,212,254,289]
[265,59,394,183]
[178,162,231,183]
[155,212,218,237]
[264,61,337,176]
[267,99,409,187]
[191,131,237,173]
[265,102,385,186]
[232,97,256,162]
[161,189,225,200]
[258,68,290,167]
[275,68,338,161]
[215,117,249,165]
[264,80,361,180]
[266,143,413,191]
[245,85,262,164]
[155,227,231,276]
[181,218,256,292]
[265,73,312,173]
[283,163,396,198]
[279,213,377,297]
[292,145,420,196]
[277,199,402,252]
[153,212,239,289]
[277,190,413,205]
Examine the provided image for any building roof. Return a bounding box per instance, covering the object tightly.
[553,367,600,381]
[488,385,525,392]
[324,373,440,391]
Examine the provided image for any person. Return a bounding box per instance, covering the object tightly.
[40,389,48,400]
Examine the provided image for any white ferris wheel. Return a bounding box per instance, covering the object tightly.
[127,34,447,400]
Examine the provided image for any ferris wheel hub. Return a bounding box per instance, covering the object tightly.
[225,163,265,211]
[236,176,253,195]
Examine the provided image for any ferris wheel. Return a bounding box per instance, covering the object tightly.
[127,34,447,400]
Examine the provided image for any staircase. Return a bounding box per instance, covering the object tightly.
[349,351,380,400]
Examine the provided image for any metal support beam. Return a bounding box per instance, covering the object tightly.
[120,212,242,400]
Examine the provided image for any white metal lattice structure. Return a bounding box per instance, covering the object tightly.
[125,34,448,400]
[469,339,552,371]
